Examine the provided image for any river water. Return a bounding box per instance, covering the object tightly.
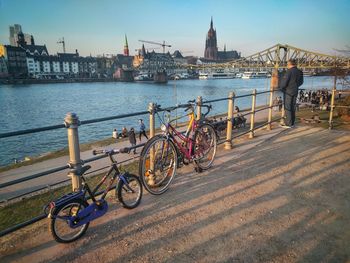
[0,76,334,166]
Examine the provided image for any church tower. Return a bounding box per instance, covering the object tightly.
[204,17,218,60]
[124,34,129,56]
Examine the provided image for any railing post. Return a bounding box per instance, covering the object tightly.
[267,86,274,130]
[148,103,155,186]
[148,102,155,139]
[249,89,257,139]
[196,96,202,121]
[225,91,235,150]
[329,76,337,129]
[64,112,82,191]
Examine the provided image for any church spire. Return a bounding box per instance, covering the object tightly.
[124,34,129,56]
[210,16,213,29]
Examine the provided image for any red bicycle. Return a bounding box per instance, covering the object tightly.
[139,100,217,195]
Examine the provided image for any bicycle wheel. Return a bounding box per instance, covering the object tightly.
[49,199,89,243]
[194,123,217,170]
[139,135,177,195]
[117,173,143,209]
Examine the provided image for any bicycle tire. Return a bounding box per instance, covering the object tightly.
[194,123,217,170]
[139,135,178,195]
[49,198,89,243]
[117,173,143,209]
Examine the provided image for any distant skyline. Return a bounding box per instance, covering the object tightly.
[0,0,349,57]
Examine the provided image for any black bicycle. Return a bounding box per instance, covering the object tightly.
[46,147,142,243]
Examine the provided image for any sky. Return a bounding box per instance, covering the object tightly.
[0,0,349,57]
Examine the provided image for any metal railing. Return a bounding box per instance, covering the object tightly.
[0,87,283,237]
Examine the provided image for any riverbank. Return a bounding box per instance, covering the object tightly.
[0,78,120,85]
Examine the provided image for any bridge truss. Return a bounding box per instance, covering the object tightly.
[194,44,350,70]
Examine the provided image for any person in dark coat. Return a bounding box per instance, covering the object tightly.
[279,59,304,128]
[128,127,137,154]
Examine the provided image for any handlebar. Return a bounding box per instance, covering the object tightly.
[201,104,212,118]
[92,147,130,156]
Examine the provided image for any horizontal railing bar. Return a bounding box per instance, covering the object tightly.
[0,164,69,189]
[254,105,272,113]
[80,110,149,125]
[0,124,66,139]
[202,97,228,103]
[0,143,146,190]
[203,90,275,104]
[334,105,350,108]
[0,111,149,139]
[234,93,255,99]
[239,111,253,118]
[0,214,46,237]
[0,177,72,203]
[256,90,275,95]
[232,129,252,139]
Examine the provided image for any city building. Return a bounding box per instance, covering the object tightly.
[172,50,188,76]
[124,35,129,56]
[204,17,240,61]
[0,55,8,78]
[2,45,28,78]
[96,56,115,78]
[133,44,146,68]
[9,24,33,47]
[9,24,22,46]
[134,46,176,75]
[204,17,218,60]
[26,51,97,79]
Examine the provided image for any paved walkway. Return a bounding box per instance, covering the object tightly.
[1,125,349,262]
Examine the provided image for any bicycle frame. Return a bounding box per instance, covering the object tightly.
[48,155,123,214]
[166,111,198,160]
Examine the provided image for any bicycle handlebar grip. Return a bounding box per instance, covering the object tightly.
[185,106,192,112]
[92,149,105,155]
[119,147,130,154]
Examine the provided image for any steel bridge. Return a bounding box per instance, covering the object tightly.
[193,43,350,70]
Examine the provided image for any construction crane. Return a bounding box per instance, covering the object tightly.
[57,37,66,53]
[139,40,171,53]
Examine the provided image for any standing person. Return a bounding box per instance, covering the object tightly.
[138,119,148,142]
[279,59,304,128]
[128,128,137,154]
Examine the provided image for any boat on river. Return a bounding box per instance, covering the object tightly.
[242,71,271,79]
[199,70,236,79]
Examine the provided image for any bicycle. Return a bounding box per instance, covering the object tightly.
[139,100,217,195]
[45,147,142,243]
